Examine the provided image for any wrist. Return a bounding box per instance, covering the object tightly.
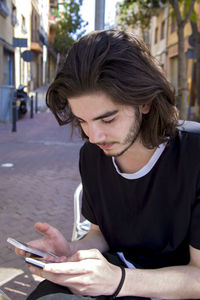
[69,240,82,256]
[111,266,126,298]
[68,241,76,256]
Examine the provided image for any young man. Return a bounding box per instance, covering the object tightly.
[17,30,200,299]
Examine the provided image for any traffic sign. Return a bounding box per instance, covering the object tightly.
[13,38,28,48]
[187,48,195,59]
[21,50,34,62]
[188,34,194,48]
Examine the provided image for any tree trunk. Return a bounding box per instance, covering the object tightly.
[177,25,188,119]
[191,21,200,121]
[169,0,196,120]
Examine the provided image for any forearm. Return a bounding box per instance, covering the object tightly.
[69,226,109,256]
[120,264,200,299]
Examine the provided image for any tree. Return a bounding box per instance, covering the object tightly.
[117,0,166,42]
[169,0,196,119]
[53,0,87,56]
[117,0,197,119]
[190,12,200,120]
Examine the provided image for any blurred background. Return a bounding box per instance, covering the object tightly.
[0,1,200,299]
[0,0,200,122]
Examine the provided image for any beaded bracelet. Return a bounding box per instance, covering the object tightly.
[111,266,126,298]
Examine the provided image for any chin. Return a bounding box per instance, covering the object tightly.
[103,148,124,157]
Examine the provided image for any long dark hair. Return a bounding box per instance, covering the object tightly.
[46,30,178,148]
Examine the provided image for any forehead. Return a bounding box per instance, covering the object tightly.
[68,92,120,117]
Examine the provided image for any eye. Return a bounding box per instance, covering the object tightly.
[102,117,115,124]
[75,117,85,124]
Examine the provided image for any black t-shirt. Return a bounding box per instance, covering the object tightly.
[80,122,200,269]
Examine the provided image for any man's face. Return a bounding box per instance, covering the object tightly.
[68,92,143,157]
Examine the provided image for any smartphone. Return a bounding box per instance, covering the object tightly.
[7,237,58,258]
[25,257,46,269]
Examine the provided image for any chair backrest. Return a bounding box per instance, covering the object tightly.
[71,183,91,241]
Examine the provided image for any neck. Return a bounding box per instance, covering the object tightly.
[114,141,156,174]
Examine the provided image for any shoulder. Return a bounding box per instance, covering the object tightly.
[173,120,200,161]
[177,120,200,135]
[176,121,200,145]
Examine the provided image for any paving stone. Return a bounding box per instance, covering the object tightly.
[0,111,82,299]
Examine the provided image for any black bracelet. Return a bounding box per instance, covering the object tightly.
[111,266,126,298]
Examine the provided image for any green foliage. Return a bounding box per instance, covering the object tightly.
[53,0,87,55]
[118,0,199,32]
[118,0,167,31]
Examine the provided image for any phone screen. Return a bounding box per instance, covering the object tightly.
[25,257,46,269]
[7,237,58,258]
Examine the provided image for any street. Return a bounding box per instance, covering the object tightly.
[0,110,83,299]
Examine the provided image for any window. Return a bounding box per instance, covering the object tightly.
[160,20,165,40]
[155,27,158,44]
[3,49,14,85]
[21,14,27,33]
[171,16,176,33]
[11,4,18,26]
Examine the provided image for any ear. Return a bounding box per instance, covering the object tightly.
[139,102,152,114]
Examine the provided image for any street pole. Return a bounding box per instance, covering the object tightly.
[30,95,34,119]
[95,0,105,30]
[12,92,17,132]
[19,48,21,85]
[35,92,38,114]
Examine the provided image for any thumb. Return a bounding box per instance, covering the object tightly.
[34,222,58,238]
[68,249,102,262]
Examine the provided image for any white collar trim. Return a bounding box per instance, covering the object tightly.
[112,143,166,179]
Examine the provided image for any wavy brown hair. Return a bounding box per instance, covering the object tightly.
[46,30,178,148]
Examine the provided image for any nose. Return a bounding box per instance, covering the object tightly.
[88,124,106,144]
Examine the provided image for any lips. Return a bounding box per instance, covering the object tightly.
[98,143,114,150]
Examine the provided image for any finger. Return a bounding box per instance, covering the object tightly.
[28,265,69,284]
[54,256,67,263]
[34,222,52,236]
[44,259,96,274]
[28,265,45,278]
[15,248,26,256]
[68,249,102,262]
[34,222,60,240]
[43,255,66,263]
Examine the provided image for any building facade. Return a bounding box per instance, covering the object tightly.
[0,0,15,86]
[0,0,59,122]
[149,5,168,72]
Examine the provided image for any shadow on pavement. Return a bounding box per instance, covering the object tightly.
[0,266,43,300]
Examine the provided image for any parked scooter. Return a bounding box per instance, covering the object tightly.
[16,85,28,118]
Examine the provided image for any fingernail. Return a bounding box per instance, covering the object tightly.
[44,265,50,271]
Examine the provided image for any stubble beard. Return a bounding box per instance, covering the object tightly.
[104,108,142,157]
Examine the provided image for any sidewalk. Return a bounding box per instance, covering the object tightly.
[0,110,83,299]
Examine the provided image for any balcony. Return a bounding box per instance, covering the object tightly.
[0,1,9,18]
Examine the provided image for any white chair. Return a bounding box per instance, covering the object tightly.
[71,183,91,241]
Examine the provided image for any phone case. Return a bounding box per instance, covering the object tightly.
[7,237,53,258]
[25,257,46,269]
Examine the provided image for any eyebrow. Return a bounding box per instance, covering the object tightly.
[74,110,119,122]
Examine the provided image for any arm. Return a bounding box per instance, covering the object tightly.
[31,244,200,298]
[69,224,110,255]
[15,222,108,258]
[119,245,200,299]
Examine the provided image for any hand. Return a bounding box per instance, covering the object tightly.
[27,249,123,297]
[15,222,72,258]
